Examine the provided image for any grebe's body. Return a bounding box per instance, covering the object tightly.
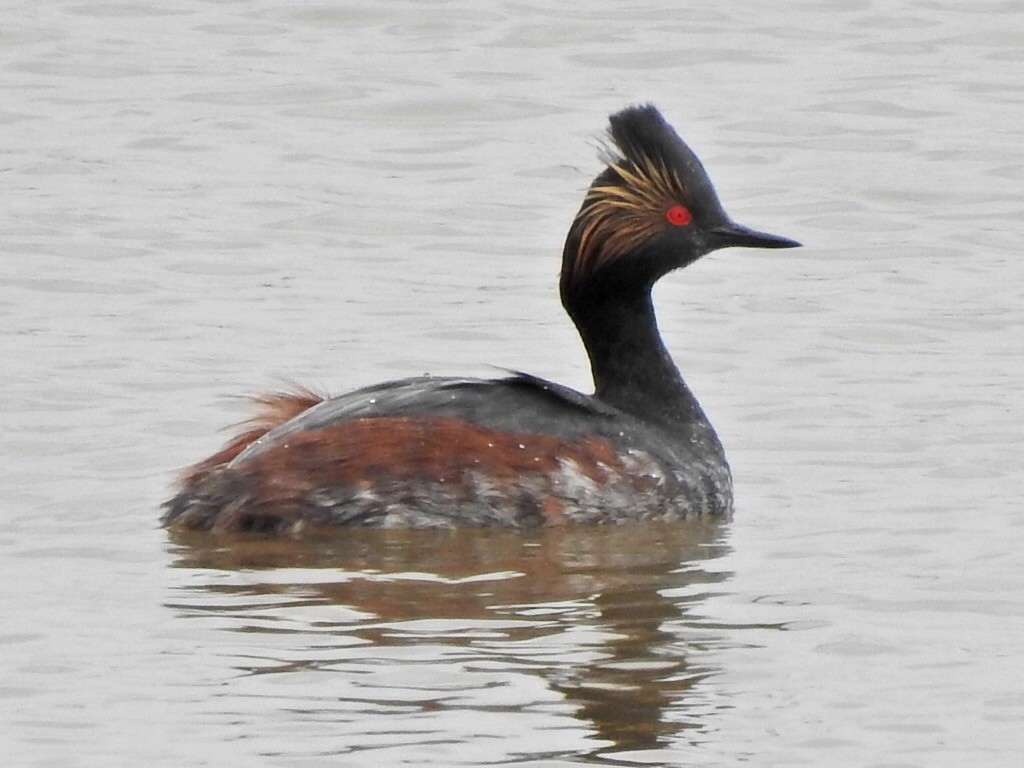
[163,105,799,534]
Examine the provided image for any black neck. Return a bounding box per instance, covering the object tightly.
[561,277,706,427]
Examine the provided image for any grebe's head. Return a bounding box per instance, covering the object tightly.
[561,105,800,298]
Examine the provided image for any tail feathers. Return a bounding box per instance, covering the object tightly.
[176,386,325,484]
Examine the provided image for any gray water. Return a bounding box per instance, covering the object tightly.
[3,1,1024,765]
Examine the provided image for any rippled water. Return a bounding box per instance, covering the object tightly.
[3,1,1024,765]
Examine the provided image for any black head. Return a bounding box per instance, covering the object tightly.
[561,105,799,297]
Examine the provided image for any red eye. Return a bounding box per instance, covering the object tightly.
[666,204,692,226]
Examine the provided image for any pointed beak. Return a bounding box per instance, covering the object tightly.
[707,221,801,251]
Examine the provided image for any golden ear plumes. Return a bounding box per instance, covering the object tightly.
[573,152,687,277]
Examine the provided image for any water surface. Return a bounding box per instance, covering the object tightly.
[3,1,1023,765]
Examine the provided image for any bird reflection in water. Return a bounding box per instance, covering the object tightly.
[166,519,733,755]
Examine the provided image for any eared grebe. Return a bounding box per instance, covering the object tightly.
[163,105,799,534]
